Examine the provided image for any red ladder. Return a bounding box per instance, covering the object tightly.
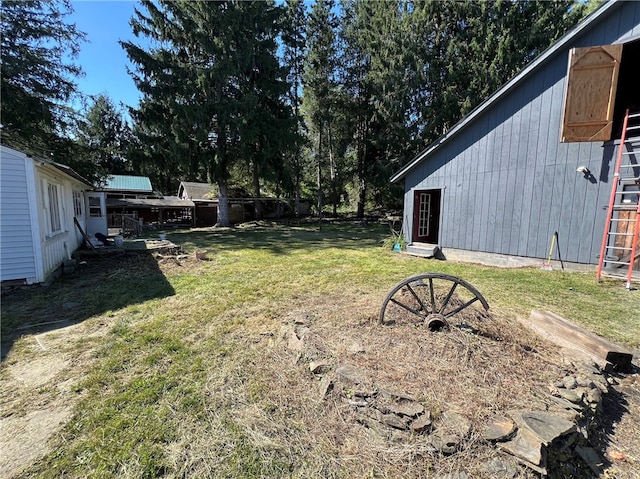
[596,109,640,289]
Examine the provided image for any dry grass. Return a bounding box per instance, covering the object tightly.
[220,296,569,478]
[1,222,638,479]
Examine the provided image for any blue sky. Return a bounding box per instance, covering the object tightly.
[70,1,143,110]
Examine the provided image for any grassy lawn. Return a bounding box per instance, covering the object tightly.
[2,221,638,478]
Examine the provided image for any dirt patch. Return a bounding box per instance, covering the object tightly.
[0,308,110,478]
[0,250,189,477]
[0,407,73,476]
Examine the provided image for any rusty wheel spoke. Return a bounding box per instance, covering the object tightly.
[406,283,428,314]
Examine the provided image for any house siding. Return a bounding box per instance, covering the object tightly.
[1,146,90,284]
[403,1,640,265]
[36,165,86,279]
[1,148,39,283]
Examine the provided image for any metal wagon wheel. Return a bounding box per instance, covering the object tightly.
[379,273,489,330]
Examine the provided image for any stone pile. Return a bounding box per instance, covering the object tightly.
[281,315,614,478]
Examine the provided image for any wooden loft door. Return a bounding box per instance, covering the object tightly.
[560,44,623,143]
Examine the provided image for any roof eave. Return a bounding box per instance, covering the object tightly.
[35,157,93,187]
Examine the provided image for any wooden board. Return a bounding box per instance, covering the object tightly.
[521,310,633,372]
[73,217,95,249]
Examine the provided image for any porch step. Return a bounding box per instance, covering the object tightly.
[406,243,440,258]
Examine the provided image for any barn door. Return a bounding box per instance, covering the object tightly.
[412,189,441,244]
[560,44,623,142]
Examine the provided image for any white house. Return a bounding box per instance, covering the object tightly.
[1,145,93,285]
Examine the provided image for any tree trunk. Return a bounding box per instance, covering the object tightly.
[216,179,231,227]
[252,158,263,220]
[295,180,301,219]
[317,125,323,217]
[295,148,301,219]
[328,120,337,217]
[356,119,367,219]
[357,177,366,219]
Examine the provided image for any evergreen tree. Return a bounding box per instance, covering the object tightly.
[233,1,292,220]
[282,0,308,217]
[123,0,290,225]
[303,0,339,216]
[77,95,132,176]
[340,1,413,213]
[1,0,85,152]
[408,0,587,144]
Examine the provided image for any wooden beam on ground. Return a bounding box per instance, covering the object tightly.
[521,310,633,372]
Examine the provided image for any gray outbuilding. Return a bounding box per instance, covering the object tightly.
[392,0,639,277]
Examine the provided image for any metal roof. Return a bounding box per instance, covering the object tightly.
[103,175,153,192]
[390,0,620,183]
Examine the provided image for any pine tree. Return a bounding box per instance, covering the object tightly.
[407,0,586,144]
[123,0,291,225]
[282,0,308,218]
[77,95,132,175]
[303,0,339,217]
[1,0,85,154]
[339,1,413,213]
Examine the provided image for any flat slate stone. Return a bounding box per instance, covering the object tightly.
[410,412,432,432]
[309,360,331,374]
[377,398,424,417]
[358,407,409,431]
[439,411,471,439]
[483,457,518,479]
[483,416,516,442]
[585,387,602,405]
[558,388,583,405]
[509,410,576,446]
[500,426,546,472]
[562,376,578,389]
[430,434,460,455]
[380,412,409,430]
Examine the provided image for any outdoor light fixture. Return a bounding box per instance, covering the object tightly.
[576,165,591,177]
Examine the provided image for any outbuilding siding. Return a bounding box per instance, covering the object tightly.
[402,1,640,265]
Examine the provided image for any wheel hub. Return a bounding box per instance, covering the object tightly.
[425,314,449,332]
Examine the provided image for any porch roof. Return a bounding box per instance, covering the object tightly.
[106,197,194,209]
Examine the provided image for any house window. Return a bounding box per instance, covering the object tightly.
[73,191,83,216]
[89,196,102,217]
[47,183,63,234]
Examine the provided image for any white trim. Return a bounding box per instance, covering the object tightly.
[24,156,45,283]
[391,0,620,183]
